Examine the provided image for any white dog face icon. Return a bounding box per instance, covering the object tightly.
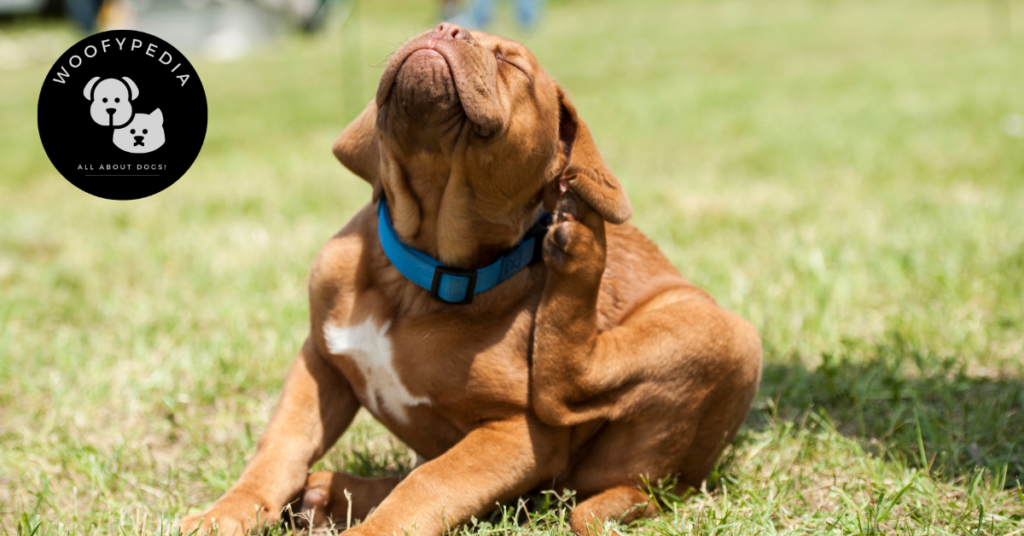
[113,109,165,154]
[84,77,139,127]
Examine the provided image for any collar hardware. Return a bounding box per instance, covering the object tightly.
[430,265,477,304]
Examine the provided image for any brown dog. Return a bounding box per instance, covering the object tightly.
[180,23,761,536]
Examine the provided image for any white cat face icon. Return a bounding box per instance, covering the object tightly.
[113,109,165,154]
[84,77,139,127]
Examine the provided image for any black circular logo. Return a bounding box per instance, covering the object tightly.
[38,30,207,200]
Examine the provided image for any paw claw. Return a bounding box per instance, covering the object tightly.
[543,182,605,278]
[555,190,579,223]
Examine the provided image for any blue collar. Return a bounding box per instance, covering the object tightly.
[377,200,551,304]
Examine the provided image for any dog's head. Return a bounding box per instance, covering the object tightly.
[84,77,138,128]
[334,24,631,267]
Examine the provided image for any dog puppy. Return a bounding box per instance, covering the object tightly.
[83,76,138,127]
[181,23,762,536]
[112,109,165,154]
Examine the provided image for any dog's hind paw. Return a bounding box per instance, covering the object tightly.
[543,185,606,279]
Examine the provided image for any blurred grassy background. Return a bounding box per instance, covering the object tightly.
[1,0,1023,533]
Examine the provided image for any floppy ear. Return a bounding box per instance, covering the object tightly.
[83,77,100,100]
[333,100,383,201]
[122,77,139,100]
[557,88,632,224]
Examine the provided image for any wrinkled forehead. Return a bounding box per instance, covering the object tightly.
[470,31,543,69]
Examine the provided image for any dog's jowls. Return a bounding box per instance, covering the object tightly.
[180,23,762,536]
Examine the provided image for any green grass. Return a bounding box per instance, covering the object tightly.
[1,0,1023,533]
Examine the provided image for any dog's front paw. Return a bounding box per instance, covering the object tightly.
[179,493,275,535]
[179,511,245,536]
[543,182,606,279]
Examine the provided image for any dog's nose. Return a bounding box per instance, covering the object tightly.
[106,108,115,114]
[430,22,473,44]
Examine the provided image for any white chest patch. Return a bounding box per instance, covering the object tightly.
[323,318,429,423]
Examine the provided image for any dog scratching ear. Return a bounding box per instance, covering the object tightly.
[557,88,632,224]
[123,77,139,100]
[333,100,383,201]
[84,77,100,100]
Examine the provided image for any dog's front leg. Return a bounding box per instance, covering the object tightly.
[180,337,360,535]
[345,416,568,536]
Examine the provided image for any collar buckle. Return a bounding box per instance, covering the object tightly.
[378,199,549,306]
[430,265,477,304]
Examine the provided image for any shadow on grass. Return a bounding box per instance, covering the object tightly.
[747,332,1024,487]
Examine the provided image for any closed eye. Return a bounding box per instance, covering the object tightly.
[496,55,531,82]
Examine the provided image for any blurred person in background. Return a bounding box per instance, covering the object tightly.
[447,0,541,29]
[63,0,103,30]
[441,0,457,20]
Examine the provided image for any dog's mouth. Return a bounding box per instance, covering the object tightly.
[385,47,463,125]
[133,136,145,147]
[376,29,504,137]
[400,48,454,83]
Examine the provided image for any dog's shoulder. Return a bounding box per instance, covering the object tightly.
[307,204,382,324]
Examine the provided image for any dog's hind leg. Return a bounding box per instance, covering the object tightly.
[295,472,402,529]
[533,191,762,431]
[570,486,657,536]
